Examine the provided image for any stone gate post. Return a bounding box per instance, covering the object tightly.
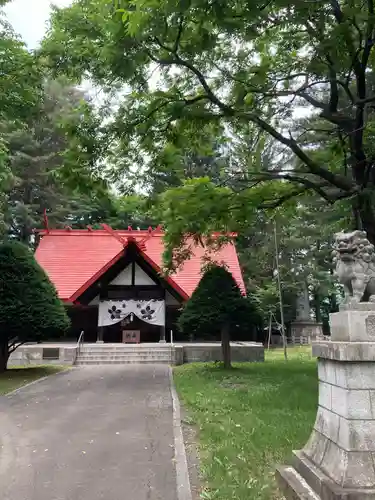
[277,302,375,499]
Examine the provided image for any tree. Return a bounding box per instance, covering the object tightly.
[0,10,41,184]
[239,198,349,320]
[1,78,109,243]
[0,241,70,371]
[157,179,347,338]
[40,0,375,242]
[178,265,259,369]
[0,16,41,124]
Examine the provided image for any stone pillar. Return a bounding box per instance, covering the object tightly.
[277,302,375,498]
[291,282,323,343]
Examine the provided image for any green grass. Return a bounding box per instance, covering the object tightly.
[174,346,317,500]
[0,365,67,395]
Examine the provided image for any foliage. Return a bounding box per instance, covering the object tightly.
[158,177,345,323]
[178,265,260,339]
[40,0,375,240]
[0,18,41,123]
[238,198,348,322]
[15,0,368,328]
[109,195,158,228]
[0,241,70,371]
[0,11,41,177]
[0,78,110,243]
[174,347,317,500]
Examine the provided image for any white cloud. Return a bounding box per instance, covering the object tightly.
[4,0,72,49]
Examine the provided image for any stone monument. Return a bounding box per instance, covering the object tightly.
[277,230,375,499]
[291,281,323,344]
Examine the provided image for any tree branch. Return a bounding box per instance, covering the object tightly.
[8,340,24,354]
[326,54,339,112]
[362,0,375,69]
[330,0,344,23]
[240,112,355,192]
[173,16,184,53]
[146,40,355,196]
[260,186,310,208]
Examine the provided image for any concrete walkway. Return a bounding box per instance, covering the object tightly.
[0,366,178,500]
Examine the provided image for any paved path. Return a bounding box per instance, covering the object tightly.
[0,366,178,500]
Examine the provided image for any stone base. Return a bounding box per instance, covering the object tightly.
[8,342,265,366]
[277,450,375,499]
[330,306,375,342]
[277,465,319,500]
[291,320,323,343]
[278,307,375,499]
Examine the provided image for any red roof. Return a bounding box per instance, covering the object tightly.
[35,228,245,301]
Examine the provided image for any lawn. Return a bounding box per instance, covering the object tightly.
[0,365,67,395]
[173,346,317,500]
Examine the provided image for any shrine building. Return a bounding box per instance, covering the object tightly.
[35,225,245,344]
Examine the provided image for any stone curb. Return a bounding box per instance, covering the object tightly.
[5,367,73,397]
[169,366,193,500]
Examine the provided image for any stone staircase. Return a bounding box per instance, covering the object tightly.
[75,343,174,365]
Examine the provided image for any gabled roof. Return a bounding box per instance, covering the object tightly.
[35,227,245,301]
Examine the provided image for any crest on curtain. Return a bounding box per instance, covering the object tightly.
[99,300,165,327]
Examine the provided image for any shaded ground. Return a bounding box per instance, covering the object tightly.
[0,365,177,500]
[0,365,65,395]
[173,346,317,500]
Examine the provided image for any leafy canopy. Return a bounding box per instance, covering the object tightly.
[40,0,375,225]
[0,10,42,179]
[1,78,111,243]
[0,20,41,123]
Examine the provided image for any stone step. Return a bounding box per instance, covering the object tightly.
[79,349,172,354]
[76,359,171,365]
[76,355,172,361]
[276,466,320,500]
[80,344,170,348]
[78,355,172,359]
[79,348,172,353]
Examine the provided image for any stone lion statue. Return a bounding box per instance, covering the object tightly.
[332,230,375,303]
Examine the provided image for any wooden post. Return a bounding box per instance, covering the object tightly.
[160,326,166,343]
[274,220,288,361]
[267,312,272,350]
[221,323,231,369]
[97,326,104,343]
[159,301,166,343]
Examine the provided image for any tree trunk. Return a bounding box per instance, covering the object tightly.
[0,341,9,373]
[313,290,322,323]
[329,292,338,313]
[221,323,231,369]
[354,193,375,245]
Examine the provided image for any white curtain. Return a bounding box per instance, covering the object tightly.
[98,300,165,327]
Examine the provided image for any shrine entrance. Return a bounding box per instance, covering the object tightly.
[97,298,166,343]
[102,316,161,343]
[70,241,185,344]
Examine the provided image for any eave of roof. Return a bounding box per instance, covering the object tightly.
[35,227,243,301]
[69,248,125,302]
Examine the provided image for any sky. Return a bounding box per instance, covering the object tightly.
[4,0,72,48]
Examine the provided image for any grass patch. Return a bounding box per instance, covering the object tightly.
[0,365,67,395]
[173,346,317,500]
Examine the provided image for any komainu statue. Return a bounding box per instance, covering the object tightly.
[332,230,375,303]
